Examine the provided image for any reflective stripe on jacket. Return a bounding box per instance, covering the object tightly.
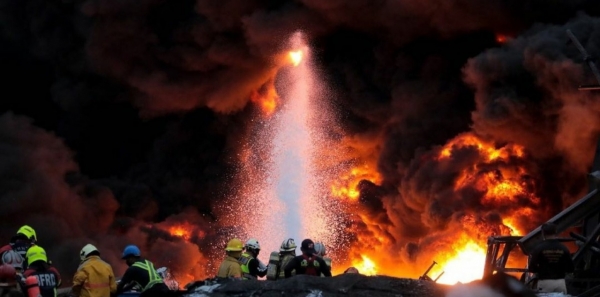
[239,252,254,279]
[131,260,163,292]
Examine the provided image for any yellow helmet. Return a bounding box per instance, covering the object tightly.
[225,238,243,252]
[17,225,36,242]
[26,246,47,265]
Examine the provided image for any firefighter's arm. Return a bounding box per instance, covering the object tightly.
[71,268,88,297]
[250,259,267,277]
[283,258,297,278]
[116,268,134,293]
[108,266,117,294]
[319,258,332,277]
[51,267,62,287]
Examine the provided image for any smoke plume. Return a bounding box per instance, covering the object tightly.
[1,0,600,283]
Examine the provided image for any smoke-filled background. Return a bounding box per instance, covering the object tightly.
[1,0,600,284]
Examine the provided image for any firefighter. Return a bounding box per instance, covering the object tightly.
[23,246,61,297]
[71,244,116,297]
[266,238,297,280]
[528,223,574,294]
[313,242,331,277]
[0,264,23,297]
[0,226,37,271]
[284,239,331,278]
[238,239,267,279]
[116,245,169,297]
[216,239,243,279]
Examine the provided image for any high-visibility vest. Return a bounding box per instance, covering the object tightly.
[131,260,163,292]
[239,252,255,279]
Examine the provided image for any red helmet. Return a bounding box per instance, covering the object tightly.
[0,264,16,286]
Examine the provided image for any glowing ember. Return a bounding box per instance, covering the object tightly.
[434,240,486,284]
[353,255,377,276]
[289,50,303,66]
[495,34,512,44]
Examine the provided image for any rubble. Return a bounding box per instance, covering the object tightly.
[185,274,448,297]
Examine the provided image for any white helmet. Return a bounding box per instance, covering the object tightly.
[314,242,326,256]
[1,250,24,270]
[80,244,98,261]
[245,238,260,250]
[280,238,296,252]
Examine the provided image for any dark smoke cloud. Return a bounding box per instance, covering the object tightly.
[335,13,600,270]
[1,0,600,281]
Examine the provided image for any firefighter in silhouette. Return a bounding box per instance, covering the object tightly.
[0,226,37,271]
[266,238,297,280]
[216,239,243,279]
[528,223,574,294]
[313,242,332,277]
[72,244,116,297]
[284,239,331,278]
[238,239,267,279]
[23,246,61,297]
[116,245,169,297]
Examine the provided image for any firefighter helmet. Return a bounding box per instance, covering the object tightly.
[245,238,260,250]
[26,246,47,265]
[314,242,326,256]
[0,264,16,285]
[280,238,296,252]
[225,238,243,252]
[80,244,99,261]
[122,245,141,259]
[16,226,36,242]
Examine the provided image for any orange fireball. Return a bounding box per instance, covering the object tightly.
[250,81,279,116]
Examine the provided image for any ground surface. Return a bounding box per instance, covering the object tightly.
[185,274,448,297]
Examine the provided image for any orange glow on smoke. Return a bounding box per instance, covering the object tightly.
[289,50,303,66]
[250,81,279,116]
[439,133,524,161]
[169,225,192,240]
[331,165,381,201]
[495,34,513,44]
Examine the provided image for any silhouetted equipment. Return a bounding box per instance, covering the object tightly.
[419,261,443,283]
[566,29,600,91]
[482,30,600,295]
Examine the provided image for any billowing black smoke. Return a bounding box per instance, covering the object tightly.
[0,0,600,281]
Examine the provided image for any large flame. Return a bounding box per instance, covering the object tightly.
[352,255,378,276]
[331,132,536,284]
